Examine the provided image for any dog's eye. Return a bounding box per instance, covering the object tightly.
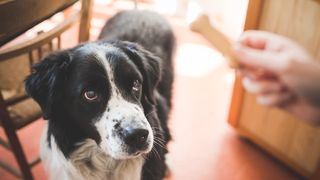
[84,90,98,101]
[132,80,141,93]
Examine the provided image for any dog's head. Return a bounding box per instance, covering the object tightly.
[25,41,161,159]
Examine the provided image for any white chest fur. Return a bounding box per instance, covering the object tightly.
[40,123,145,180]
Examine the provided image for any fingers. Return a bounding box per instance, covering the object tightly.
[239,68,277,80]
[241,77,293,107]
[233,30,300,73]
[238,31,268,50]
[256,92,293,107]
[238,30,289,50]
[242,77,284,94]
[233,44,287,72]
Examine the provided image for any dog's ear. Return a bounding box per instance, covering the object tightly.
[25,51,71,119]
[116,41,161,105]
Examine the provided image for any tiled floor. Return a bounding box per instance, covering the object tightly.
[0,1,302,180]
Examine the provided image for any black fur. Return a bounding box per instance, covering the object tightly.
[25,10,175,180]
[99,10,175,106]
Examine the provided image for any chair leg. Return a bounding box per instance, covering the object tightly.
[4,128,34,180]
[0,95,33,180]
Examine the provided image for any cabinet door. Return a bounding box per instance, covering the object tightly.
[228,0,320,178]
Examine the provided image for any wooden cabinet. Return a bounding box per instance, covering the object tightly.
[228,0,320,178]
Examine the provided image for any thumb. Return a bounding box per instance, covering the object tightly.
[233,44,285,73]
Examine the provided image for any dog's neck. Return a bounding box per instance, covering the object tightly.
[68,139,145,180]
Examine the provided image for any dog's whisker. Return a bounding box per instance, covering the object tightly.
[142,153,149,161]
[154,137,165,144]
[152,137,167,149]
[153,143,166,151]
[154,137,166,144]
[153,136,165,140]
[151,148,161,160]
[149,146,162,160]
[145,110,157,117]
[150,126,161,129]
[151,127,164,134]
[153,140,167,150]
[153,137,166,146]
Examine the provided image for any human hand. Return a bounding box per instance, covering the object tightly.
[233,30,320,125]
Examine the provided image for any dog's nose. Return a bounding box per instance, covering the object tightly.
[123,128,149,150]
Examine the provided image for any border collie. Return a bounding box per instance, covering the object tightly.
[25,10,175,180]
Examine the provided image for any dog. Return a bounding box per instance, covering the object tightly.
[25,10,175,180]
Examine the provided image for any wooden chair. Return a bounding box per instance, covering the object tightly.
[0,0,93,179]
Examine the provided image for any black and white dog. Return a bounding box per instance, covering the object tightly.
[25,10,175,180]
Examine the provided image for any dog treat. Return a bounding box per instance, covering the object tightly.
[190,14,239,68]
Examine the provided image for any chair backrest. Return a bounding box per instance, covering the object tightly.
[0,0,92,46]
[0,0,92,102]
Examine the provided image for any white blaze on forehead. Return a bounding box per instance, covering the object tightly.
[80,43,153,158]
[76,43,124,98]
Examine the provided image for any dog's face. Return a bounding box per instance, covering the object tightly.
[25,41,161,159]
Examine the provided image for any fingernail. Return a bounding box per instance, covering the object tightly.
[242,78,255,93]
[242,77,249,88]
[257,96,270,106]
